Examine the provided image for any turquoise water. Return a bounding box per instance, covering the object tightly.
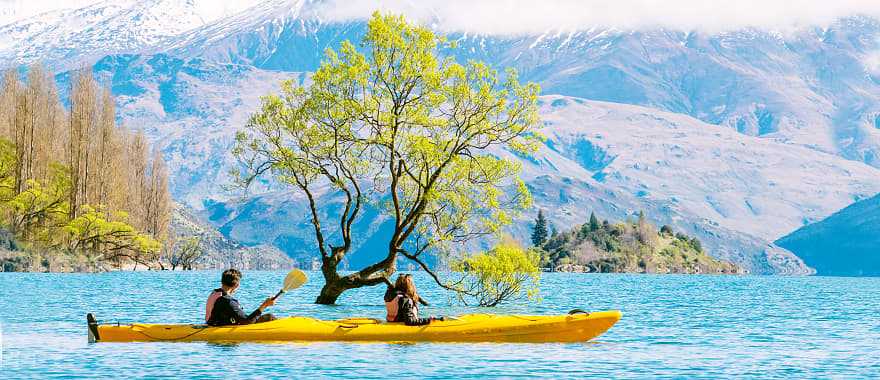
[1,272,878,378]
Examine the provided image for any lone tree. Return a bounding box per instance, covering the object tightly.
[531,210,548,247]
[234,12,540,304]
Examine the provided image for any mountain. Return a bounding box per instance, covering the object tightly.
[194,95,880,275]
[535,96,880,242]
[45,52,880,274]
[775,194,880,276]
[170,204,295,270]
[0,0,249,70]
[4,0,880,273]
[9,0,880,172]
[68,53,303,206]
[150,2,880,170]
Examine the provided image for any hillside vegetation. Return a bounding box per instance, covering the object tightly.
[0,65,171,271]
[533,211,741,274]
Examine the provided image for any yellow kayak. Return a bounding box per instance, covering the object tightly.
[88,310,621,343]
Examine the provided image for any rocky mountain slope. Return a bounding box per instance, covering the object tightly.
[4,0,880,274]
[201,95,880,274]
[775,194,880,276]
[147,1,880,169]
[7,0,880,171]
[170,204,294,270]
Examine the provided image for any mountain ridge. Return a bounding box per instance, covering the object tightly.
[4,1,880,274]
[775,194,880,276]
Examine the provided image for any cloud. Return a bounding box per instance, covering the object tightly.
[312,0,880,35]
[5,0,880,35]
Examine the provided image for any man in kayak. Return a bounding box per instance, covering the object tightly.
[205,269,277,326]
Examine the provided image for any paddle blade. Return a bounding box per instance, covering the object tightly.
[282,269,308,292]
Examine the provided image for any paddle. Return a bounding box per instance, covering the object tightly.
[271,268,308,301]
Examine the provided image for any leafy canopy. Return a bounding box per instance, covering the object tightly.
[235,12,542,284]
[449,241,542,307]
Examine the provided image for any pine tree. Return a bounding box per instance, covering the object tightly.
[636,210,657,248]
[531,210,548,247]
[589,211,600,231]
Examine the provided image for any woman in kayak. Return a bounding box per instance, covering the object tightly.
[384,274,444,326]
[205,268,277,326]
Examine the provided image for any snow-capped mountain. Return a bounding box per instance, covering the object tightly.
[0,0,251,69]
[5,0,880,273]
[152,3,880,171]
[206,94,880,275]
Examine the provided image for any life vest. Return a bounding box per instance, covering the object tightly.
[205,289,223,323]
[385,294,402,322]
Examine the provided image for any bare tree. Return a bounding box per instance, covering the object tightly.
[68,69,98,218]
[169,236,205,270]
[125,129,149,229]
[0,69,20,140]
[144,148,170,244]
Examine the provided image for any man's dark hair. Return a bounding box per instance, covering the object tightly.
[221,269,242,287]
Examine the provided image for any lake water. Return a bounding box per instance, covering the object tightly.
[1,271,878,378]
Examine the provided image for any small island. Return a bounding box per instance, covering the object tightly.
[531,210,741,274]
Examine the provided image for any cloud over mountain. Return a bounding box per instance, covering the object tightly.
[7,0,880,34]
[314,0,880,34]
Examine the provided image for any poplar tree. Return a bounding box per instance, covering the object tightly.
[0,66,172,270]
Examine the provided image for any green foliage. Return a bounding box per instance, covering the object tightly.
[4,163,70,240]
[0,138,16,195]
[63,205,161,266]
[540,211,739,274]
[449,241,541,306]
[0,136,161,271]
[169,236,205,270]
[234,12,542,302]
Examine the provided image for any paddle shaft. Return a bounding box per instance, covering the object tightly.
[272,289,285,301]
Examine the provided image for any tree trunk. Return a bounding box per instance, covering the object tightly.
[314,254,395,304]
[315,278,348,304]
[315,255,348,304]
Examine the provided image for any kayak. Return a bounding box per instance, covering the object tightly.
[87,310,621,343]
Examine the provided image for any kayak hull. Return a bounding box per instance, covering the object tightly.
[92,310,622,343]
